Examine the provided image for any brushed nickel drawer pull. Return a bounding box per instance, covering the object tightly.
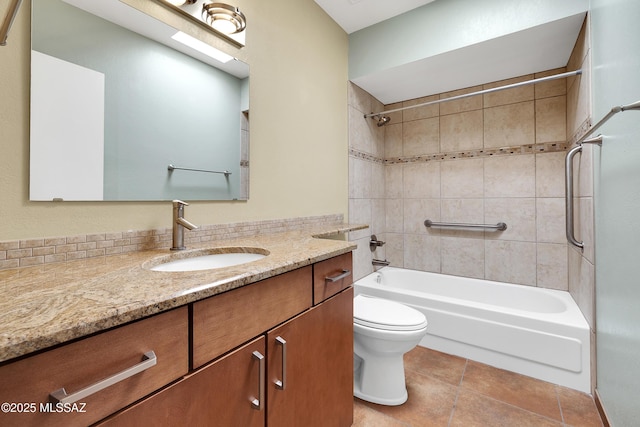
[251,351,265,410]
[49,351,157,404]
[275,336,287,390]
[325,269,351,283]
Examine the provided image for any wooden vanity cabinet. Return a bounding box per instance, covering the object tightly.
[100,255,354,427]
[101,288,354,427]
[0,307,188,427]
[0,253,354,427]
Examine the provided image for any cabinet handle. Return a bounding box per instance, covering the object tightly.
[275,336,287,390]
[49,351,157,404]
[325,269,351,283]
[251,351,265,411]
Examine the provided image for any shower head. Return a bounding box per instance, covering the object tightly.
[376,116,390,127]
[364,112,391,127]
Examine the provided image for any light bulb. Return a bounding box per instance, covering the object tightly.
[166,0,196,6]
[210,19,237,34]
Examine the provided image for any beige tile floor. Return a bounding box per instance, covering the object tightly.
[353,346,604,427]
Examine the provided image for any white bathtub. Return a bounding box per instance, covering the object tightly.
[354,267,591,392]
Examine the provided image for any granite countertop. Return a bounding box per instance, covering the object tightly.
[0,223,366,364]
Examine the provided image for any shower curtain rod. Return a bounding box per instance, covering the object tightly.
[574,99,640,145]
[364,69,582,118]
[0,0,23,46]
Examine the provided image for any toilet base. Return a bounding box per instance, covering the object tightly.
[354,382,407,406]
[353,354,408,406]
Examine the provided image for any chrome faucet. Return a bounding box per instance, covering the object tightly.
[171,200,198,251]
[372,259,390,267]
[369,235,386,252]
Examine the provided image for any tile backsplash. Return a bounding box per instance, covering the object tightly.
[0,214,343,271]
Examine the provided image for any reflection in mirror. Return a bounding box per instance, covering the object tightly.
[30,0,249,201]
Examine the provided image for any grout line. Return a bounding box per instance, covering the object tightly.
[555,385,567,426]
[462,387,566,425]
[447,358,469,426]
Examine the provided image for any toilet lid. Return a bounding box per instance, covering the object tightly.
[354,295,428,331]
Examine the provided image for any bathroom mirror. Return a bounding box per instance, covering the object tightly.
[29,0,249,201]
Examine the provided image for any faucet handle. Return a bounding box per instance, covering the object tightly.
[173,200,189,207]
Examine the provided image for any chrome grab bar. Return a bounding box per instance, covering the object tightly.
[168,164,231,177]
[565,145,584,250]
[49,351,157,404]
[424,220,507,231]
[563,98,640,250]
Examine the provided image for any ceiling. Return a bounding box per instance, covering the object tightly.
[314,0,586,105]
[313,0,436,34]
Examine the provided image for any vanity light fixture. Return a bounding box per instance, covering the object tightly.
[155,0,246,47]
[171,31,234,63]
[202,3,246,35]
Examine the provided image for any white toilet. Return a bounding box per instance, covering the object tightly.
[353,294,428,406]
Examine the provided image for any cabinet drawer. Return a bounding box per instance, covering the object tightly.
[97,336,266,427]
[313,252,353,305]
[0,307,188,427]
[193,266,312,368]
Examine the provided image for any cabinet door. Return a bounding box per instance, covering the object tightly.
[267,287,353,427]
[98,336,266,427]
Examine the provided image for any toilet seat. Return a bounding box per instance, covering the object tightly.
[354,295,428,331]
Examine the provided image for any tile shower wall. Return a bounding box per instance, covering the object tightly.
[348,85,386,281]
[349,70,570,290]
[567,19,595,330]
[565,18,597,391]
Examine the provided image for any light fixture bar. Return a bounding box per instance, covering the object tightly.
[171,31,234,63]
[153,0,245,48]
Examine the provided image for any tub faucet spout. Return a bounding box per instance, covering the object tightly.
[171,200,198,250]
[372,259,390,267]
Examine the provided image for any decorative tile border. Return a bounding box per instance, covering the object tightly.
[348,149,385,164]
[0,214,344,271]
[568,117,592,146]
[350,140,571,166]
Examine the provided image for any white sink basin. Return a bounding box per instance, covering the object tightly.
[146,248,268,272]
